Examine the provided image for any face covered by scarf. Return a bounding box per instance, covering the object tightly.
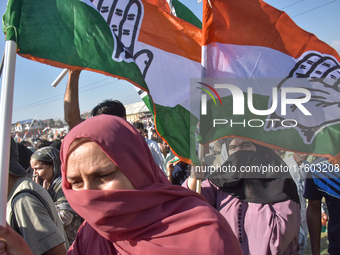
[209,138,299,204]
[60,115,243,255]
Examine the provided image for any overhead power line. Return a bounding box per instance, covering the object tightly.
[291,0,337,18]
[13,77,118,112]
[281,0,304,10]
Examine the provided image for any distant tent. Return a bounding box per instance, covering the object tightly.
[125,102,150,122]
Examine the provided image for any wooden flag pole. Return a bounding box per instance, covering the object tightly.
[0,40,17,227]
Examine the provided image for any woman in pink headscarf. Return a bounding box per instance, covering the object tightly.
[0,115,242,255]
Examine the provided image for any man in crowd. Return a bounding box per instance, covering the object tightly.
[133,122,165,175]
[150,129,160,142]
[7,137,69,255]
[304,157,340,255]
[158,139,175,176]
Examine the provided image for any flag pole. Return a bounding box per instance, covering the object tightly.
[196,143,204,194]
[0,50,5,79]
[51,68,68,88]
[0,40,17,227]
[27,114,38,132]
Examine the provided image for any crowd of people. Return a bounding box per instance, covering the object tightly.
[0,70,339,255]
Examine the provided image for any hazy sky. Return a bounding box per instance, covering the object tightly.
[1,0,339,123]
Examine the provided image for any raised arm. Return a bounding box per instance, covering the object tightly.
[166,160,174,184]
[64,70,83,130]
[186,165,206,192]
[307,200,322,255]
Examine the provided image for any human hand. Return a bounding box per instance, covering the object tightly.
[32,175,49,190]
[58,210,74,226]
[68,69,81,78]
[90,0,153,77]
[190,164,205,180]
[0,223,33,255]
[166,160,176,178]
[186,165,204,192]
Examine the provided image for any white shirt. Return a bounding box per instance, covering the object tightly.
[145,138,166,176]
[284,155,309,245]
[157,143,175,176]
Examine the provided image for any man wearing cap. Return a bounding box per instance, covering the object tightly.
[6,137,69,255]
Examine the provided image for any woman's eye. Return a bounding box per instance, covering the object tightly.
[99,172,114,179]
[70,181,83,189]
[241,144,251,149]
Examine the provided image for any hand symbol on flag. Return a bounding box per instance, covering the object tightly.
[90,0,153,78]
[265,52,340,144]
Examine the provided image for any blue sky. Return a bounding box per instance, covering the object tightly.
[1,0,340,123]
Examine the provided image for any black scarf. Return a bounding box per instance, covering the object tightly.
[17,143,33,170]
[209,141,299,204]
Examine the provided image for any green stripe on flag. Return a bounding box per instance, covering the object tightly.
[141,94,199,163]
[3,0,147,91]
[3,0,202,163]
[172,0,202,29]
[2,0,23,42]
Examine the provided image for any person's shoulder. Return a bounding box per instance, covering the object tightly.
[12,177,56,206]
[12,176,40,193]
[145,138,161,151]
[16,177,47,192]
[145,138,157,146]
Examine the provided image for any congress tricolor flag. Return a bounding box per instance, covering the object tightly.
[4,0,340,162]
[3,0,202,162]
[200,0,340,159]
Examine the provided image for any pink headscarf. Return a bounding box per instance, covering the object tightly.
[61,115,242,255]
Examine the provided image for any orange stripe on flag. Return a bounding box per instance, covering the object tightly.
[144,0,171,13]
[138,2,202,63]
[203,0,340,61]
